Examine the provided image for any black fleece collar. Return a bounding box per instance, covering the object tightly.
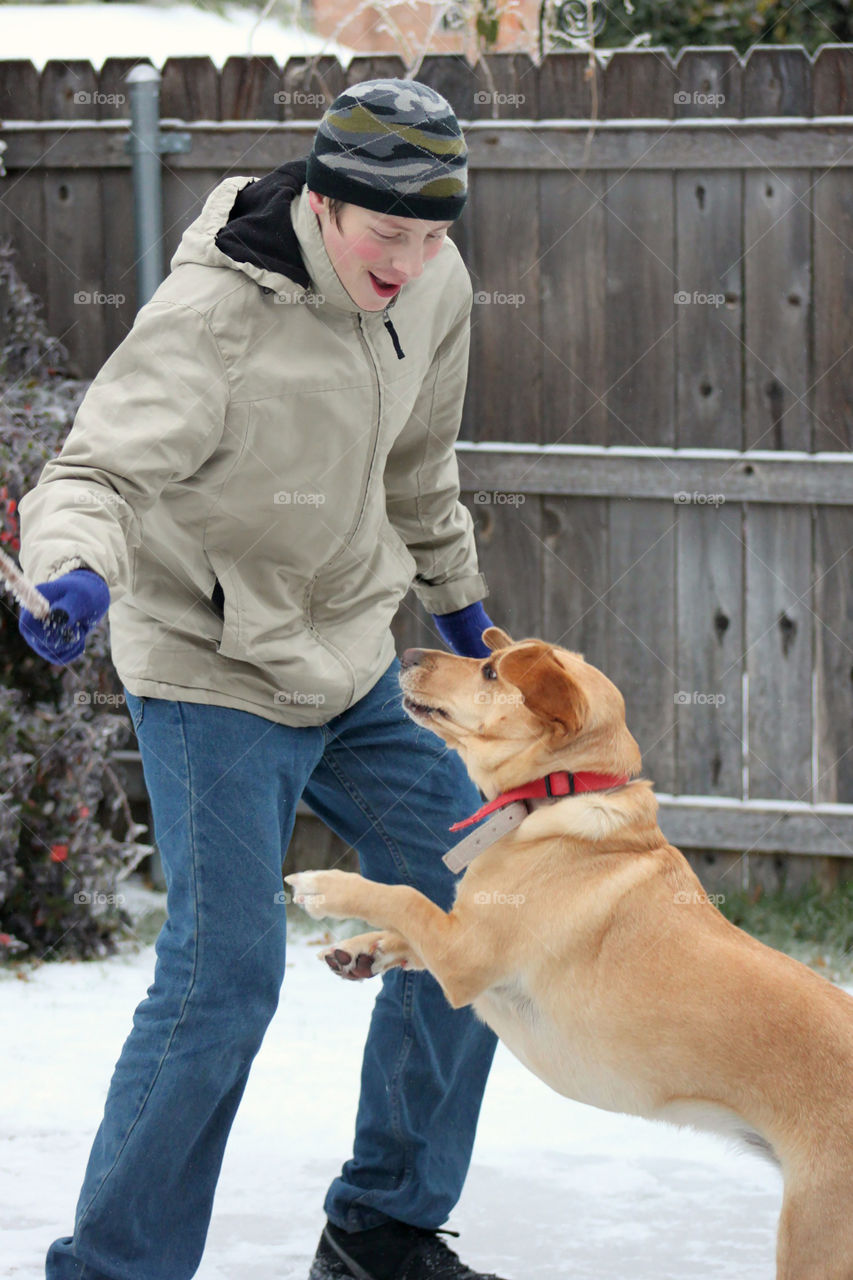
[214,157,311,287]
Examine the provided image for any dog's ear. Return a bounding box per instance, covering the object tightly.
[483,626,513,652]
[496,643,588,738]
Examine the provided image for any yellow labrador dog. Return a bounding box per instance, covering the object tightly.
[286,629,853,1279]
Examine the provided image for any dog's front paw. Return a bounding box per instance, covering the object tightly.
[284,869,357,920]
[321,930,415,981]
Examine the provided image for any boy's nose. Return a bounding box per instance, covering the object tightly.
[391,248,425,281]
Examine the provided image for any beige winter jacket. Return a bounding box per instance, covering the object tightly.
[19,176,488,726]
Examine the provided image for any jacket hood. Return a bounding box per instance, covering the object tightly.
[171,157,396,319]
[213,157,310,284]
[169,158,313,298]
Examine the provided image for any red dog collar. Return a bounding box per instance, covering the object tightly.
[449,770,630,832]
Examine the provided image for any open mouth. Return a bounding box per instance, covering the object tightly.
[368,271,402,299]
[402,695,448,719]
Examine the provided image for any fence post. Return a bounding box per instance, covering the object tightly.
[125,65,166,307]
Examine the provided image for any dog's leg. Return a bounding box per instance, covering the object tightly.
[284,870,498,1007]
[322,929,422,979]
[776,1172,853,1280]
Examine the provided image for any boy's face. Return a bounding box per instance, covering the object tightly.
[308,191,452,312]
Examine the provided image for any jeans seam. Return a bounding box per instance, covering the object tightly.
[74,701,203,1236]
[319,751,420,1210]
[320,749,415,887]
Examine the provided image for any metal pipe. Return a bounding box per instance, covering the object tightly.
[126,65,164,308]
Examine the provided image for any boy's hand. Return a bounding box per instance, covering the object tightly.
[431,600,494,659]
[19,568,110,664]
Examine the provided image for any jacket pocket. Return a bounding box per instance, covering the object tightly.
[206,558,244,659]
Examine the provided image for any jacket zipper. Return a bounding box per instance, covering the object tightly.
[383,309,405,359]
[301,312,384,700]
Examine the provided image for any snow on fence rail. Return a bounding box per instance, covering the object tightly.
[3,47,853,883]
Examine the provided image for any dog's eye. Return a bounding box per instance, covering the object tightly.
[482,663,497,680]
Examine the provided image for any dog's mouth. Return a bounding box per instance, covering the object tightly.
[402,695,449,720]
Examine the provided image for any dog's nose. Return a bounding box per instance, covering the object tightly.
[400,648,425,670]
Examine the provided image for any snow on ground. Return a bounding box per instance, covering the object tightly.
[0,4,351,72]
[1,897,785,1280]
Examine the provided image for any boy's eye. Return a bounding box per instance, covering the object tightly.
[373,230,398,241]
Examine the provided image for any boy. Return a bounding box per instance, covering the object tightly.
[19,80,509,1280]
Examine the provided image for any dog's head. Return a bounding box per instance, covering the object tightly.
[399,627,642,800]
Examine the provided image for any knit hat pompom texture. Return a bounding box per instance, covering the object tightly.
[307,79,468,222]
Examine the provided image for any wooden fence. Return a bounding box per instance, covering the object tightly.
[3,48,853,886]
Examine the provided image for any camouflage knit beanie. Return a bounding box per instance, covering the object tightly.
[306,78,468,222]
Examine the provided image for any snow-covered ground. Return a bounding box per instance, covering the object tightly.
[2,892,786,1280]
[0,4,351,71]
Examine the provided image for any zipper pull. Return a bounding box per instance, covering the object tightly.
[383,311,405,360]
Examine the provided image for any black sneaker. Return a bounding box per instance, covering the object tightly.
[307,1218,510,1280]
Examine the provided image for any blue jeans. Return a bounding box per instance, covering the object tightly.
[46,657,497,1279]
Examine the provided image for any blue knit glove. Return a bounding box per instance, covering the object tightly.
[431,600,494,658]
[19,568,110,664]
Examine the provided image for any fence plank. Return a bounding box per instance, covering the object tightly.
[40,61,105,376]
[467,170,541,442]
[744,170,811,450]
[604,171,676,446]
[675,171,742,448]
[607,499,677,792]
[0,62,45,307]
[674,47,743,117]
[453,444,853,503]
[281,55,343,120]
[814,507,853,804]
[535,51,602,119]
[603,48,676,119]
[161,56,220,120]
[469,494,543,642]
[812,44,853,114]
[742,46,811,116]
[346,55,407,87]
[220,56,282,120]
[813,169,853,451]
[416,54,478,119]
[0,59,40,118]
[541,496,609,664]
[745,504,813,801]
[675,502,744,796]
[99,59,144,351]
[473,53,538,119]
[539,169,606,445]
